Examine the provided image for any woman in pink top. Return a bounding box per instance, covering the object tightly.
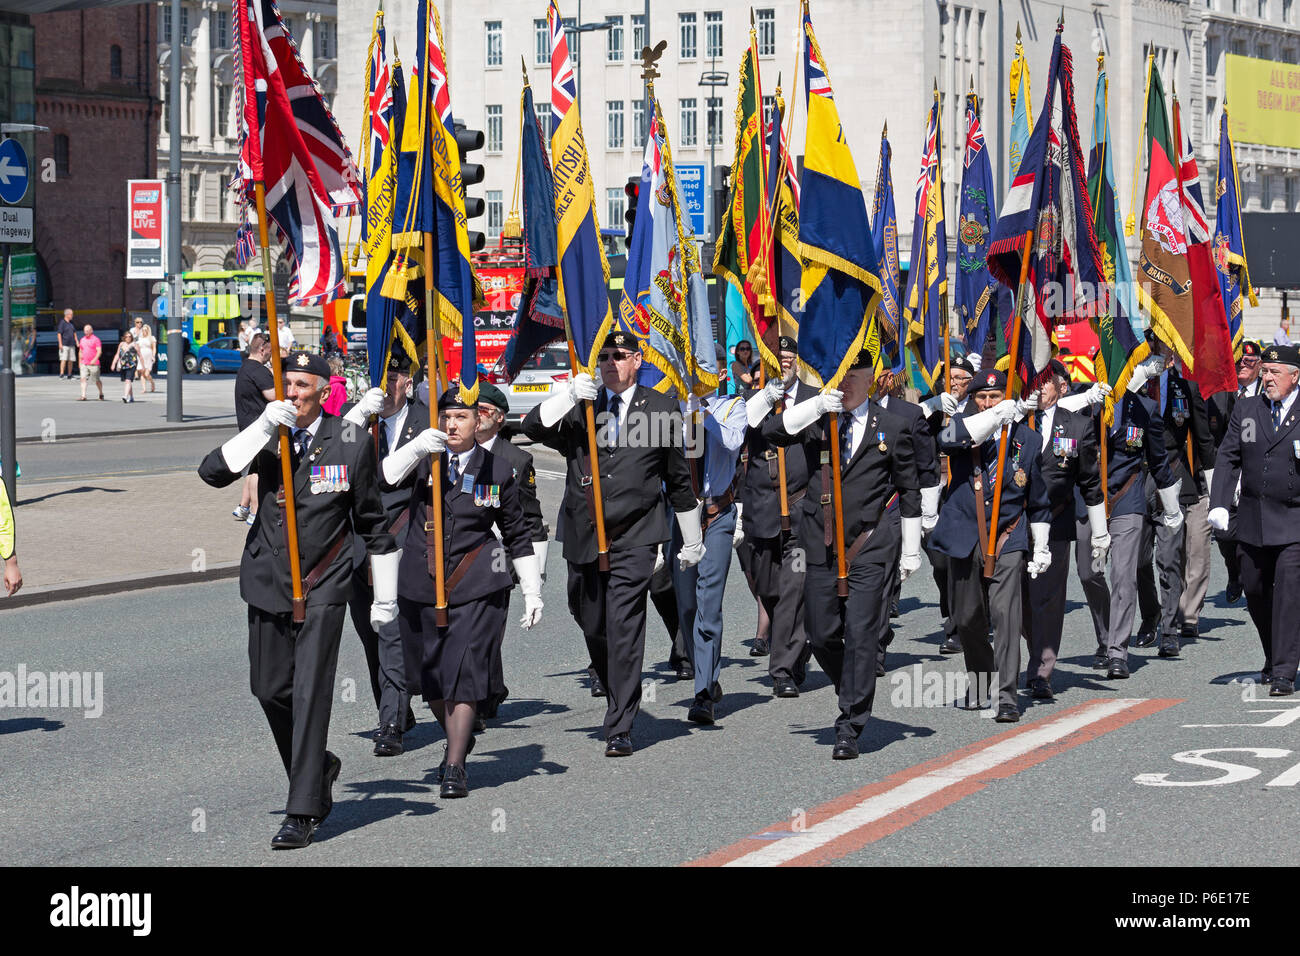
[322,355,348,416]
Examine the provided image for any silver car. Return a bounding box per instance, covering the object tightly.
[502,344,573,432]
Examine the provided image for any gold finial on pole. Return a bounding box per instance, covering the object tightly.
[640,38,667,84]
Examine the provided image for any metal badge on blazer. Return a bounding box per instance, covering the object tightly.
[310,464,348,493]
[1125,426,1144,449]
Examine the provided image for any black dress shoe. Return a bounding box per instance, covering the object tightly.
[1260,672,1274,685]
[1133,628,1157,648]
[675,663,695,682]
[605,733,633,757]
[890,599,900,618]
[435,735,475,783]
[1030,677,1054,701]
[831,736,859,760]
[687,696,715,725]
[271,814,317,849]
[1157,636,1180,658]
[749,638,769,657]
[1225,580,1243,604]
[773,678,799,698]
[590,673,608,697]
[1269,677,1295,697]
[373,723,404,757]
[1179,623,1198,642]
[319,751,341,821]
[1107,658,1130,680]
[940,635,962,655]
[473,714,487,734]
[995,704,1020,723]
[439,763,469,798]
[1091,651,1110,669]
[709,681,722,703]
[876,658,886,677]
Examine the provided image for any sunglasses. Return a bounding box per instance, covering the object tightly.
[736,346,752,353]
[1240,357,1261,366]
[598,350,634,363]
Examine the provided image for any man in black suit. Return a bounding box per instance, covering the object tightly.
[931,370,1050,722]
[1207,340,1263,603]
[474,382,548,726]
[1020,360,1107,699]
[341,350,425,756]
[1210,344,1300,696]
[197,351,398,849]
[523,330,699,756]
[763,347,922,758]
[739,335,815,696]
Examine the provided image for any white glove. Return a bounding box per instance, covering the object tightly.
[220,399,297,472]
[368,550,401,627]
[513,554,544,628]
[381,427,447,486]
[538,371,598,427]
[920,392,960,417]
[1086,502,1111,563]
[532,539,549,584]
[920,485,941,533]
[1014,390,1041,420]
[344,387,386,426]
[899,516,922,582]
[732,503,746,550]
[1127,354,1167,393]
[747,379,784,427]
[685,393,701,416]
[1208,507,1229,533]
[675,505,706,569]
[1057,381,1111,413]
[961,399,1018,444]
[967,353,982,373]
[1157,480,1184,531]
[782,388,843,435]
[1027,522,1052,578]
[1203,468,1214,501]
[653,543,665,574]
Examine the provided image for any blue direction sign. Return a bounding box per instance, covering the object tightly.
[676,163,706,237]
[0,139,29,205]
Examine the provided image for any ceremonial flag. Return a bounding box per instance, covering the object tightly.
[903,90,948,389]
[500,79,566,379]
[1086,55,1146,416]
[988,24,1104,391]
[796,2,883,388]
[234,0,361,305]
[391,0,478,401]
[870,125,904,373]
[724,283,749,393]
[1134,58,1193,375]
[1213,105,1257,359]
[1009,26,1033,178]
[764,89,803,354]
[547,1,614,376]
[1176,99,1236,396]
[712,39,775,373]
[954,91,999,358]
[619,106,718,397]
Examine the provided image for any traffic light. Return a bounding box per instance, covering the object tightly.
[712,165,730,244]
[454,121,486,253]
[624,176,639,251]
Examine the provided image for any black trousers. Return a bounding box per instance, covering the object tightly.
[925,539,957,639]
[347,570,412,729]
[1238,541,1300,682]
[745,533,808,682]
[568,546,657,738]
[949,547,1024,709]
[1218,535,1241,587]
[248,601,346,818]
[803,555,890,740]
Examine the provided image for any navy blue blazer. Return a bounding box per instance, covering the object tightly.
[1211,394,1300,548]
[1095,391,1176,519]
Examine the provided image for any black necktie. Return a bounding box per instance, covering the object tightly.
[1273,401,1282,429]
[378,420,390,461]
[608,394,622,444]
[840,412,853,464]
[293,428,309,463]
[448,453,459,486]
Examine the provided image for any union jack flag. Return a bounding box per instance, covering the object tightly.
[234,0,360,305]
[915,107,938,215]
[765,112,801,210]
[964,102,986,169]
[366,19,392,180]
[803,8,833,100]
[549,2,576,130]
[1179,124,1210,244]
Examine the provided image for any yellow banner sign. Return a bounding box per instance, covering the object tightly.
[1226,53,1300,149]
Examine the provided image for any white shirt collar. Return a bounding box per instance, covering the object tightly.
[380,400,408,440]
[478,433,498,453]
[607,382,636,422]
[294,412,323,440]
[1275,388,1298,419]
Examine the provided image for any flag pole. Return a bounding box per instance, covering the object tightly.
[985,230,1033,578]
[829,411,849,597]
[569,340,610,570]
[1094,53,1111,516]
[253,181,307,623]
[422,234,449,625]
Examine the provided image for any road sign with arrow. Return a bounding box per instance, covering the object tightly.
[0,139,29,205]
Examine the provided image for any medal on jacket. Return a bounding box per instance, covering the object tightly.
[877,430,887,453]
[1172,392,1187,425]
[1294,440,1300,459]
[310,464,349,493]
[1053,435,1076,465]
[1011,443,1026,488]
[1126,426,1144,449]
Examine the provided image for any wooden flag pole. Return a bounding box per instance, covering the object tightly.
[253,182,306,623]
[829,411,849,597]
[423,234,449,626]
[1101,401,1111,518]
[985,230,1034,578]
[568,340,610,571]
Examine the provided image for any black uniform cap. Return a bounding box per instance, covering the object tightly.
[1262,344,1300,368]
[969,369,1007,394]
[283,351,331,379]
[778,335,798,354]
[602,330,638,352]
[438,385,476,410]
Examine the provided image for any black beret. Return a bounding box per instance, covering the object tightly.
[969,369,1007,394]
[1241,340,1262,359]
[951,357,975,377]
[283,351,331,379]
[1046,358,1071,381]
[476,382,510,413]
[778,335,798,354]
[602,329,638,352]
[1262,344,1300,368]
[388,350,412,374]
[848,344,878,370]
[438,385,475,410]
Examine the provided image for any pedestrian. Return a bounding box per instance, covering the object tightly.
[523,330,700,757]
[321,324,339,358]
[763,345,923,755]
[136,323,157,393]
[276,316,296,359]
[1210,343,1300,696]
[322,356,347,416]
[57,308,78,379]
[232,332,276,525]
[1273,314,1292,347]
[77,324,104,401]
[238,319,253,351]
[1,475,21,597]
[197,350,400,849]
[730,340,757,393]
[388,384,544,797]
[110,331,139,403]
[131,316,146,378]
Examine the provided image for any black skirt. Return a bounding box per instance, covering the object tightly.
[738,535,783,599]
[397,590,509,702]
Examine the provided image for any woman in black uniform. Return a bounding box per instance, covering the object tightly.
[381,385,544,798]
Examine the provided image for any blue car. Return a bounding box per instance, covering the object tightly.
[193,336,245,374]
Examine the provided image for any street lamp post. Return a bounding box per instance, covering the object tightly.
[572,5,614,119]
[698,58,729,240]
[166,0,183,423]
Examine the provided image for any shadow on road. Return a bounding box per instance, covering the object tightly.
[17,485,127,506]
[0,716,66,735]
